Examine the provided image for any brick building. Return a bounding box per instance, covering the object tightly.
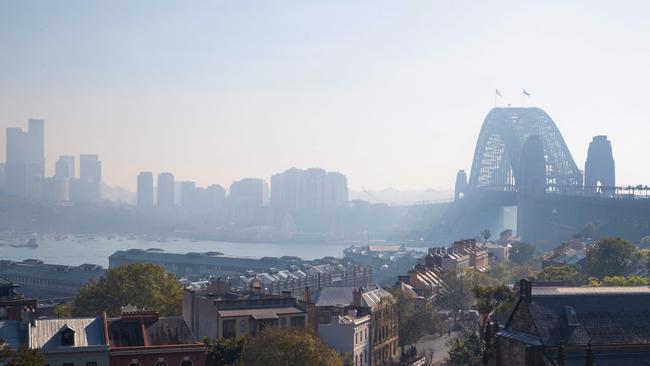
[312,285,399,366]
[107,309,205,366]
[488,280,650,365]
[182,279,308,340]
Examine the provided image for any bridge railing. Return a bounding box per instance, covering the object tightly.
[473,184,650,199]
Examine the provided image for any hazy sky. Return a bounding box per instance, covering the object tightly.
[1,1,649,191]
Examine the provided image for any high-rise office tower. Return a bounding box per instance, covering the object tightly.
[80,154,101,183]
[324,171,348,208]
[26,119,45,178]
[72,154,102,203]
[228,178,267,210]
[137,172,154,210]
[55,156,75,179]
[302,168,327,211]
[4,120,45,199]
[206,184,226,209]
[157,172,175,210]
[179,181,197,210]
[271,168,348,212]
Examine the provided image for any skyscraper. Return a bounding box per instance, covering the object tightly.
[72,154,102,203]
[80,154,101,183]
[26,119,45,178]
[137,172,154,210]
[228,178,267,210]
[4,120,45,199]
[157,172,175,211]
[270,168,348,212]
[55,156,75,179]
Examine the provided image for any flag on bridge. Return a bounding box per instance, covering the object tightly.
[495,89,502,97]
[523,89,530,97]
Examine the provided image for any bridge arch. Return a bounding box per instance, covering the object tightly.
[468,107,582,191]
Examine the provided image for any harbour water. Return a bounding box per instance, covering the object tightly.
[0,234,358,267]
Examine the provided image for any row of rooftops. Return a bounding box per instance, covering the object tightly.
[1,309,198,352]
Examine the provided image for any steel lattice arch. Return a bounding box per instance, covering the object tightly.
[468,107,582,191]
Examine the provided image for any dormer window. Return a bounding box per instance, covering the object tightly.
[60,325,75,346]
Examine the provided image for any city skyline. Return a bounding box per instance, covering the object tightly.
[2,1,650,191]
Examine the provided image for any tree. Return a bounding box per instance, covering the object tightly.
[445,331,483,366]
[471,285,515,332]
[585,237,640,278]
[438,271,473,315]
[536,265,585,285]
[640,236,650,249]
[509,242,535,264]
[0,344,45,366]
[204,336,248,366]
[73,263,182,317]
[395,293,440,352]
[481,229,491,243]
[241,328,342,366]
[587,275,650,286]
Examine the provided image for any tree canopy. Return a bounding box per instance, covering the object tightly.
[445,331,483,366]
[536,265,585,285]
[242,328,342,366]
[585,237,640,278]
[587,275,649,287]
[73,263,182,317]
[471,284,515,331]
[204,336,248,366]
[509,242,535,264]
[0,343,45,366]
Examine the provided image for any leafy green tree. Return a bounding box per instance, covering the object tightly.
[481,229,492,243]
[471,285,515,332]
[587,275,650,286]
[73,263,182,317]
[509,242,535,264]
[641,236,650,249]
[585,237,640,278]
[242,328,342,366]
[204,336,248,366]
[0,344,45,366]
[396,298,440,351]
[438,271,473,315]
[537,265,585,285]
[446,331,483,366]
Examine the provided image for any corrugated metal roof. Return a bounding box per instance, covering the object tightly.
[218,306,304,319]
[30,317,105,349]
[314,287,356,307]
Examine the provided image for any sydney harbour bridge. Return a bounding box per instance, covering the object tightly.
[441,107,650,246]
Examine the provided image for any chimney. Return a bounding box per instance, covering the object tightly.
[519,279,532,301]
[352,288,362,307]
[20,307,36,327]
[303,287,311,304]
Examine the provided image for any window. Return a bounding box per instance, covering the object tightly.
[60,327,75,346]
[223,319,236,338]
[280,317,286,327]
[180,358,193,366]
[129,360,141,366]
[239,319,246,334]
[62,363,73,366]
[290,316,305,328]
[86,362,97,366]
[153,359,167,366]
